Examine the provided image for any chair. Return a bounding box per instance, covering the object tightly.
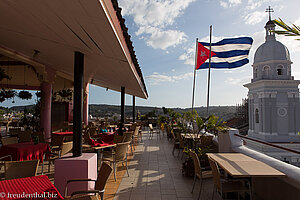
[69,194,99,200]
[102,141,130,181]
[208,158,251,200]
[42,141,73,173]
[51,135,65,148]
[149,124,160,139]
[113,135,125,144]
[32,131,48,143]
[129,123,137,132]
[133,126,141,146]
[88,127,98,138]
[174,133,185,159]
[1,137,18,145]
[4,160,39,180]
[190,151,212,200]
[18,131,32,143]
[8,127,21,137]
[65,162,112,200]
[0,155,12,175]
[123,131,134,155]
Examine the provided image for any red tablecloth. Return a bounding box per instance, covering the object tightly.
[52,132,73,136]
[0,175,63,199]
[0,142,50,162]
[98,132,114,143]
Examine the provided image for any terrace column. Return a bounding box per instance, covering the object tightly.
[132,96,136,123]
[73,51,84,157]
[83,83,89,125]
[40,67,55,142]
[121,87,125,124]
[40,82,52,142]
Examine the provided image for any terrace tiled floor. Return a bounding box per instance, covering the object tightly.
[111,130,215,200]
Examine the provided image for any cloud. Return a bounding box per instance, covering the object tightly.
[246,0,281,10]
[244,11,268,25]
[119,0,195,50]
[179,45,195,65]
[225,76,251,85]
[137,27,186,50]
[224,69,246,74]
[146,72,193,85]
[220,0,242,8]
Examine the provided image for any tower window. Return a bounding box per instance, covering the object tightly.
[254,68,258,78]
[277,65,284,75]
[255,109,259,123]
[263,66,270,76]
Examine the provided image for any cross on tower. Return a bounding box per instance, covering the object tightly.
[265,6,274,21]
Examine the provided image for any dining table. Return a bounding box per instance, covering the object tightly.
[52,131,73,137]
[0,142,50,162]
[0,175,63,199]
[207,153,286,178]
[98,132,114,143]
[83,143,116,172]
[52,131,73,142]
[207,153,286,198]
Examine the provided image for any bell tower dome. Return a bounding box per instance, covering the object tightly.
[244,7,300,143]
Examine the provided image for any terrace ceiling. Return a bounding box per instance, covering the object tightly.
[0,0,148,99]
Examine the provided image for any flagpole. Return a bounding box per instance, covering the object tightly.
[191,38,198,112]
[206,25,212,117]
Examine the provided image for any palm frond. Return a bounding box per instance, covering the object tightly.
[272,18,300,38]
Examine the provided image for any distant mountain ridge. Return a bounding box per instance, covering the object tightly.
[88,104,236,121]
[5,104,236,121]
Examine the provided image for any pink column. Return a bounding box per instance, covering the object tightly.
[40,81,52,142]
[83,83,89,125]
[41,67,56,142]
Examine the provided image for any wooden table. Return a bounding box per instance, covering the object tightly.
[207,153,286,177]
[83,143,116,171]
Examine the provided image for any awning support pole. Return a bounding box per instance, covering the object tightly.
[121,87,125,124]
[132,96,136,123]
[73,51,84,157]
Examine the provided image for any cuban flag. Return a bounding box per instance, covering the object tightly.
[196,37,253,70]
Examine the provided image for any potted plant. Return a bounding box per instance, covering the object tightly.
[18,91,32,100]
[3,90,16,99]
[0,68,11,81]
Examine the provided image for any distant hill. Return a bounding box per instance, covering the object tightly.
[89,104,236,121]
[3,104,236,121]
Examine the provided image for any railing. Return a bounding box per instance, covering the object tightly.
[234,133,300,155]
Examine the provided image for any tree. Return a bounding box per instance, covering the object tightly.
[273,18,300,39]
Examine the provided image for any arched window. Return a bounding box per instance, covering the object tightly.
[255,109,259,123]
[254,68,258,78]
[263,65,270,76]
[277,65,284,75]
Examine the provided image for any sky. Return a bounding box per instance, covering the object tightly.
[2,0,300,109]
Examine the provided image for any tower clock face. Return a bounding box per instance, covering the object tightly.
[277,107,287,117]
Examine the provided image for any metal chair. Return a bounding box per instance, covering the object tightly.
[42,141,73,173]
[149,124,160,139]
[209,158,251,200]
[102,141,130,181]
[190,151,212,200]
[1,137,18,145]
[18,131,32,143]
[4,160,39,180]
[65,162,112,200]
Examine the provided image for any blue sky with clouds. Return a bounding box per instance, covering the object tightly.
[2,0,300,109]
